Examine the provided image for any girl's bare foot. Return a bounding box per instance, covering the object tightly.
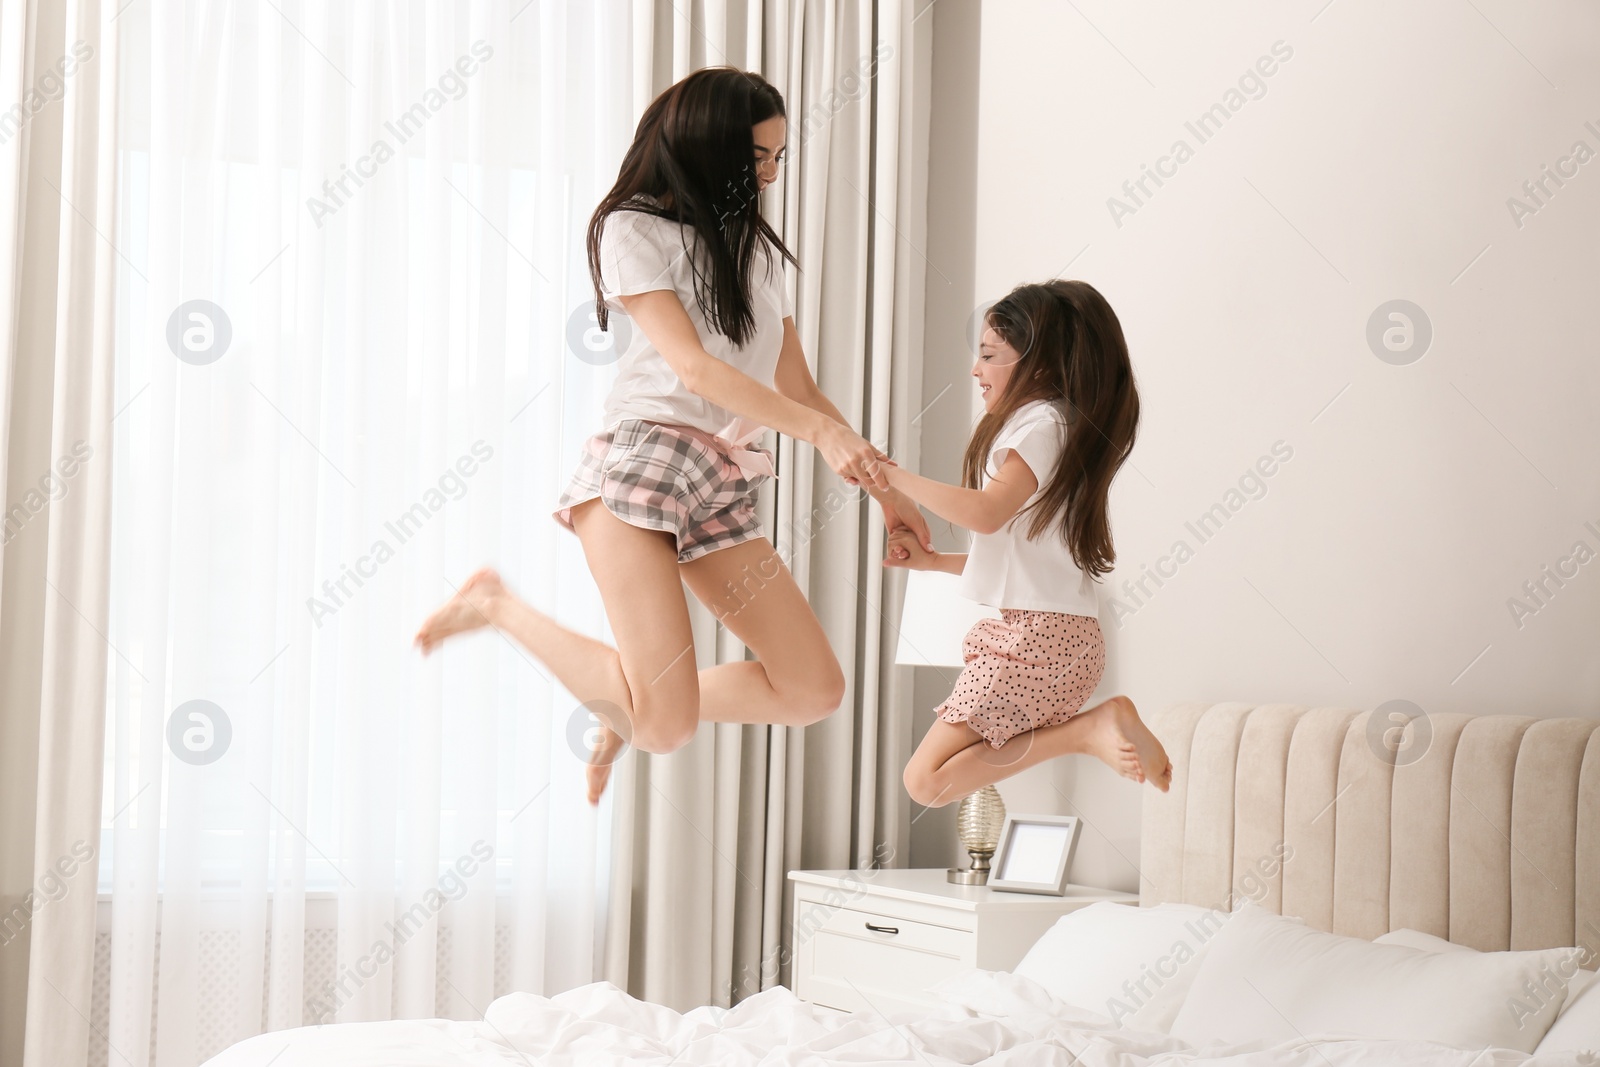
[414,567,506,656]
[1075,700,1144,783]
[585,723,628,805]
[1107,695,1172,791]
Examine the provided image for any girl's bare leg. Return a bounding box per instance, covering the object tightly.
[903,695,1172,809]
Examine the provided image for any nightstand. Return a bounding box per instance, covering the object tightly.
[788,868,1137,1015]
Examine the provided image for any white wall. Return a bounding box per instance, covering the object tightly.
[925,0,1600,893]
[907,0,986,876]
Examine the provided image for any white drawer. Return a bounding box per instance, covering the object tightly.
[796,903,974,1014]
[789,870,1141,1015]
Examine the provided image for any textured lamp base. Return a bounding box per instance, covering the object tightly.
[947,784,1005,884]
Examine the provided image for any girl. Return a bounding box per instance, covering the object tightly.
[883,280,1173,807]
[413,68,932,804]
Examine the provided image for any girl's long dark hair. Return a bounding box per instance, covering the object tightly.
[586,67,797,348]
[962,280,1140,579]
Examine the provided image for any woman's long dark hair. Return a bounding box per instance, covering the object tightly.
[962,280,1140,579]
[586,68,797,348]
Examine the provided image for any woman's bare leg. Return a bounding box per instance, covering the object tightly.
[581,536,849,802]
[903,695,1172,808]
[414,507,849,801]
[677,536,846,726]
[413,499,701,759]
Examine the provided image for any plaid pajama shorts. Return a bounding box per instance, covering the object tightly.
[553,419,774,563]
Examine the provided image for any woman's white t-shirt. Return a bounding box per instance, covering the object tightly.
[595,193,793,446]
[958,398,1101,618]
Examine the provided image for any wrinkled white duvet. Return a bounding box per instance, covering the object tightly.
[203,969,1596,1067]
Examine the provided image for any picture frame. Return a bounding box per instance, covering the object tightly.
[987,814,1082,895]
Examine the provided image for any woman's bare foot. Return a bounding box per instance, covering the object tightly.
[585,723,628,805]
[414,567,506,656]
[1107,695,1172,791]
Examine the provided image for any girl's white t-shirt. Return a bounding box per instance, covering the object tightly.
[958,398,1101,618]
[596,193,793,445]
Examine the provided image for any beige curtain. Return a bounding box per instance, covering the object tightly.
[0,0,121,1064]
[603,0,933,1010]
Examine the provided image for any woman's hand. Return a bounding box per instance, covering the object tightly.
[879,491,933,561]
[882,529,941,570]
[815,421,895,490]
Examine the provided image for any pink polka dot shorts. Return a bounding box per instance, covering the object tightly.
[934,609,1105,749]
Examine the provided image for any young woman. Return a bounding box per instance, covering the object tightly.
[414,68,932,803]
[883,280,1173,807]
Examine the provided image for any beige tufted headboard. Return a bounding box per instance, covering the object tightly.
[1140,703,1600,968]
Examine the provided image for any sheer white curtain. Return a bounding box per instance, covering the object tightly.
[101,2,634,1062]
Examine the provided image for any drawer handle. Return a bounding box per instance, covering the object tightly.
[864,922,899,935]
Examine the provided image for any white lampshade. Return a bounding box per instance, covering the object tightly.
[894,570,1000,668]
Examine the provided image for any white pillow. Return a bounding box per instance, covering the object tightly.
[1169,900,1580,1053]
[1012,901,1231,1032]
[1539,971,1600,1054]
[1373,928,1471,954]
[1375,927,1598,1013]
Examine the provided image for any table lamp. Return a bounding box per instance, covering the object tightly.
[894,569,1007,885]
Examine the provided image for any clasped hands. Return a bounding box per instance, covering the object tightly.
[855,455,943,571]
[812,428,933,569]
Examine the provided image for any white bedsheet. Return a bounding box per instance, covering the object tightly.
[202,969,1597,1067]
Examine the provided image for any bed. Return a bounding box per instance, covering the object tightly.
[204,703,1600,1065]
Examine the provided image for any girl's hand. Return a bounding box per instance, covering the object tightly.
[883,529,940,570]
[879,492,933,561]
[815,421,895,490]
